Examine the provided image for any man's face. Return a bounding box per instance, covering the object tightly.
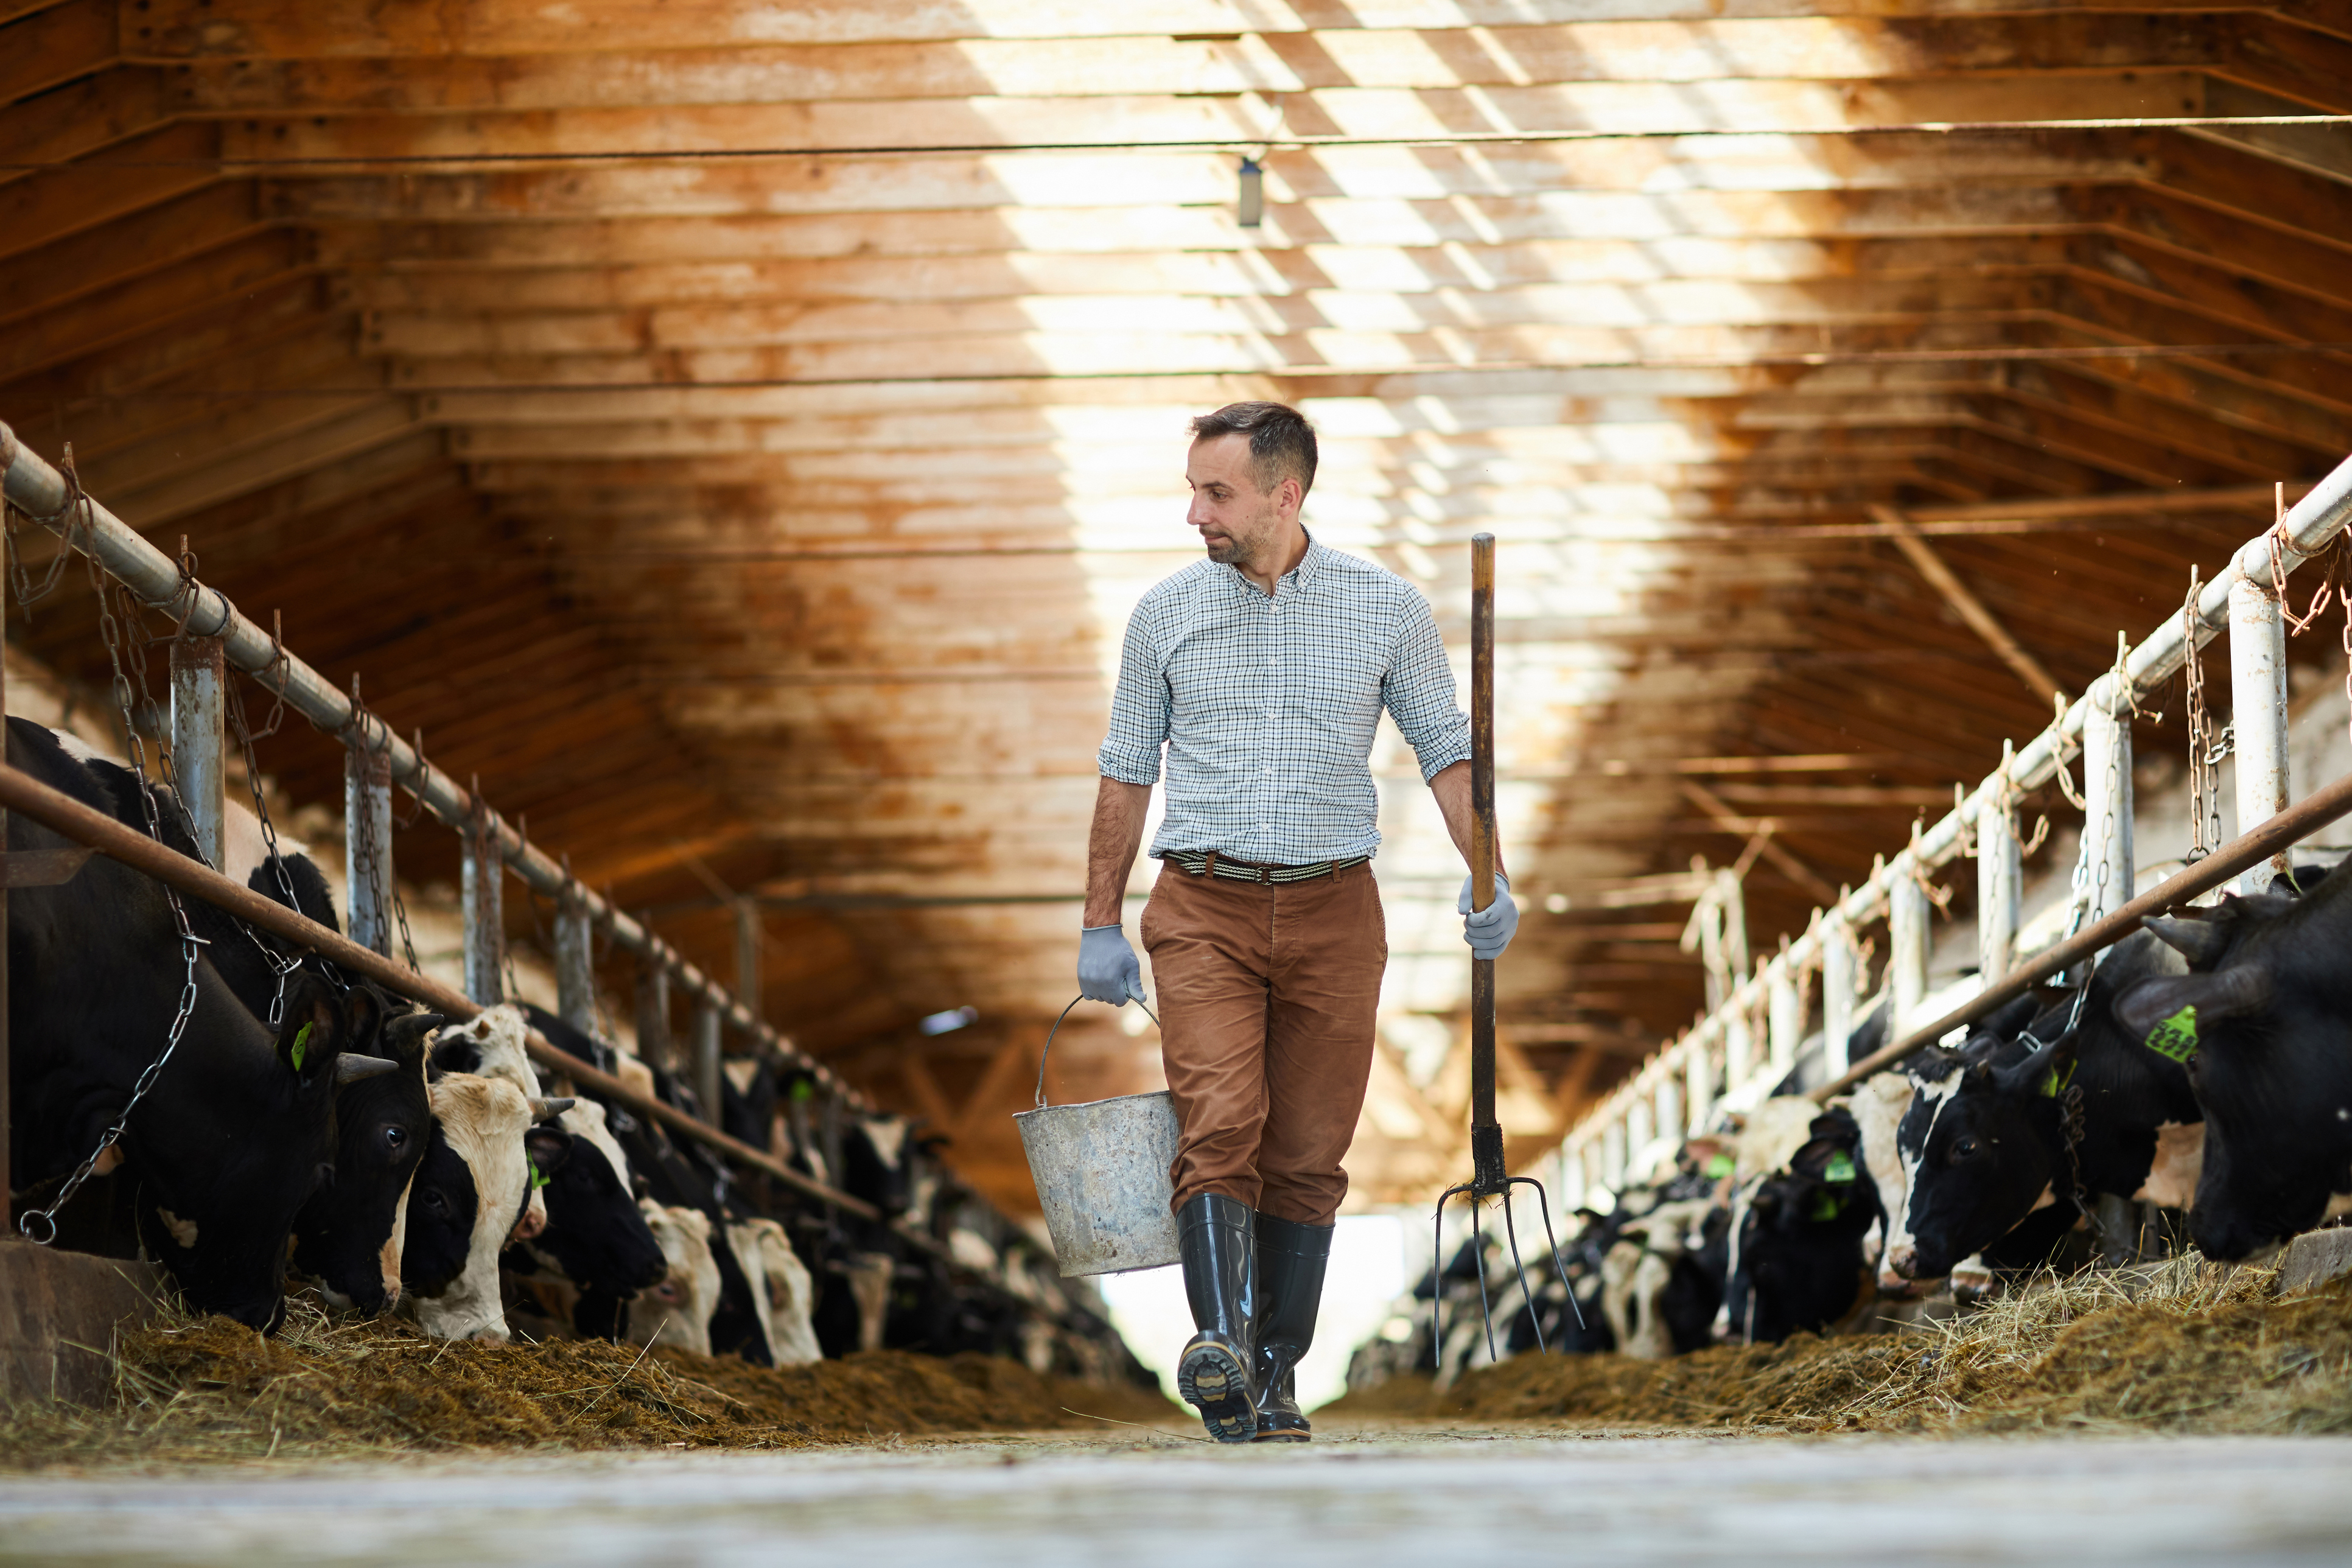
[1186,433,1295,569]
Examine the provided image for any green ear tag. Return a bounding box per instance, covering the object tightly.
[1822,1151,1857,1185]
[1703,1152,1735,1180]
[2038,1059,2076,1099]
[791,1079,815,1104]
[2144,1006,2199,1063]
[290,1021,315,1073]
[530,1163,551,1191]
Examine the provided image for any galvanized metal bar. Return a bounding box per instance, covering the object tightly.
[0,421,865,1109]
[1976,765,2021,984]
[2228,573,2292,892]
[167,635,225,871]
[1766,962,1801,1078]
[692,999,724,1127]
[342,738,393,957]
[461,796,504,1007]
[2084,689,2135,925]
[1684,1038,1713,1136]
[1888,872,1929,1032]
[734,898,763,1026]
[1821,919,1857,1079]
[634,961,673,1073]
[554,897,596,1037]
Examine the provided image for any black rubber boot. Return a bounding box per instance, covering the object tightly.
[1251,1213,1334,1442]
[1175,1193,1259,1443]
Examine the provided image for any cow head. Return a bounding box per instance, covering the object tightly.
[131,974,392,1332]
[403,1073,546,1341]
[520,1101,668,1303]
[289,1004,441,1314]
[2118,875,2352,1259]
[1886,991,2066,1285]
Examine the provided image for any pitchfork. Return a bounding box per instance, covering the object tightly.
[1431,533,1583,1371]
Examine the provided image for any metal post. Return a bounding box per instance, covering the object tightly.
[343,734,393,956]
[1625,1099,1654,1181]
[1766,963,1801,1078]
[1600,1116,1626,1190]
[1560,1144,1585,1210]
[1652,1074,1681,1158]
[1976,773,2021,985]
[1581,1141,1605,1202]
[1822,921,1857,1079]
[2228,575,2292,892]
[555,897,596,1036]
[691,999,724,1127]
[168,635,225,870]
[2085,688,2135,923]
[461,795,503,1006]
[734,898,763,1025]
[634,962,673,1072]
[1684,1041,1713,1136]
[1890,871,1929,1031]
[1724,1009,1755,1093]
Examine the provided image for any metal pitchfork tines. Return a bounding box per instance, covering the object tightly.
[1432,533,1583,1371]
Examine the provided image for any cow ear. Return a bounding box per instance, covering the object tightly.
[525,1124,573,1186]
[275,978,345,1084]
[2113,967,2273,1043]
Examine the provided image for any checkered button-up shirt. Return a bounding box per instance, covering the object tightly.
[1097,536,1472,865]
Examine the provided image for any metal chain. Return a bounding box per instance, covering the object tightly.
[222,672,317,1025]
[2059,1082,2093,1220]
[19,535,209,1243]
[2182,570,2224,863]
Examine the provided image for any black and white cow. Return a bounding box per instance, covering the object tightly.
[287,1006,441,1314]
[1889,933,2194,1285]
[2114,870,2352,1260]
[400,1066,571,1341]
[5,718,396,1331]
[1720,1108,1881,1343]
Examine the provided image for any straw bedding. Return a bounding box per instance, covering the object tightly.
[1331,1261,2352,1436]
[0,1297,1179,1469]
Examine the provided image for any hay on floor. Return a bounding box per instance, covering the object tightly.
[0,1295,1179,1469]
[1329,1261,2352,1436]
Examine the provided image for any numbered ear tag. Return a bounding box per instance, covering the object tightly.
[2143,1006,2199,1063]
[1822,1150,1857,1185]
[290,1021,315,1073]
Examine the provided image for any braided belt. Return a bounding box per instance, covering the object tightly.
[1165,849,1370,884]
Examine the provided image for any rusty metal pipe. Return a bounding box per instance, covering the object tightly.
[0,755,884,1222]
[0,419,859,1108]
[1815,761,2352,1100]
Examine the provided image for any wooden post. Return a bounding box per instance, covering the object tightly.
[461,794,503,1006]
[1976,768,2021,985]
[2228,575,2292,892]
[1822,919,1857,1079]
[555,897,596,1036]
[168,635,225,870]
[691,999,724,1127]
[735,898,763,1025]
[343,727,393,957]
[2084,686,2135,925]
[634,962,673,1072]
[1889,872,1930,1032]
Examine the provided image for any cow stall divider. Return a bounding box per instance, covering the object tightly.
[1553,452,2352,1214]
[0,418,1065,1331]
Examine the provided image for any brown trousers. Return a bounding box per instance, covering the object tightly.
[1139,859,1386,1227]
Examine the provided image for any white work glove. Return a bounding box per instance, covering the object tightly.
[1078,924,1146,1006]
[1459,873,1519,961]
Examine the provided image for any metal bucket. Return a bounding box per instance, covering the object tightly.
[1013,998,1181,1277]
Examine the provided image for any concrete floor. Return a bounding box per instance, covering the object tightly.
[2,1426,2348,1566]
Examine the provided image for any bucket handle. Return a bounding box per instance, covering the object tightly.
[1036,993,1160,1110]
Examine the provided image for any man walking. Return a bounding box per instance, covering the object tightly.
[1078,401,1517,1443]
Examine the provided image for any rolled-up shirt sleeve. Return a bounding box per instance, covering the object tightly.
[1097,597,1169,786]
[1383,586,1471,782]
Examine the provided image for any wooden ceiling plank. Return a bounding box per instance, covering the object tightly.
[0,121,222,263]
[0,0,116,106]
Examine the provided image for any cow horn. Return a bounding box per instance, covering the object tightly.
[2141,914,2231,967]
[335,1053,401,1084]
[385,1011,447,1045]
[529,1096,576,1120]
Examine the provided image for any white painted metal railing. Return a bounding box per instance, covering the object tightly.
[1555,454,2352,1208]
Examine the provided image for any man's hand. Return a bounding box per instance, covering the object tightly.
[1458,873,1519,961]
[1079,924,1146,1006]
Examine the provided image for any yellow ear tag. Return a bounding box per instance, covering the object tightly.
[2143,1006,2199,1064]
[290,1021,315,1073]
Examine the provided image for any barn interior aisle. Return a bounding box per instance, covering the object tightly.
[7,0,2352,1513]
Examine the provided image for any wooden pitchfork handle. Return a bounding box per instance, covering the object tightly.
[1468,533,1507,1193]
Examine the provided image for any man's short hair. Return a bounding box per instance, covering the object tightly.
[1189,401,1317,499]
